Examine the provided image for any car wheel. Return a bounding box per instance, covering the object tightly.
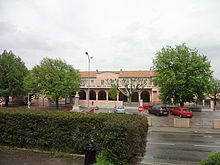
[170,111,173,115]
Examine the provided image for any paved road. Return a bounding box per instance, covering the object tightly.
[141,131,220,165]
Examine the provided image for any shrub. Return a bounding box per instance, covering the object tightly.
[199,152,220,165]
[0,108,148,165]
[95,106,99,110]
[93,150,114,165]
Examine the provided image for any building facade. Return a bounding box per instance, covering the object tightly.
[78,70,161,107]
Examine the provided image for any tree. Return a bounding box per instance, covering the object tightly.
[108,84,119,108]
[104,78,148,103]
[24,58,80,108]
[153,43,213,107]
[109,84,119,101]
[0,50,28,106]
[208,78,220,110]
[117,78,147,103]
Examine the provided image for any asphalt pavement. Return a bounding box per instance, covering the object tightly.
[140,127,220,165]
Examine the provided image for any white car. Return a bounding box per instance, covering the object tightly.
[114,106,126,114]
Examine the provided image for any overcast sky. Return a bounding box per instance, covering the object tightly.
[0,0,220,78]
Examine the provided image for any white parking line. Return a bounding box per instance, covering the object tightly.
[148,142,175,145]
[194,144,220,148]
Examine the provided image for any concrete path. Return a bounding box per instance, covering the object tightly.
[0,147,84,165]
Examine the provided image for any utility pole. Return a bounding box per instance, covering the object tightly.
[85,52,93,110]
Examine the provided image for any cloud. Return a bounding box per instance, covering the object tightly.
[0,0,219,79]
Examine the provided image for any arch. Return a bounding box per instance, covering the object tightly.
[131,92,139,102]
[79,90,86,100]
[141,91,150,102]
[119,92,127,102]
[90,90,96,100]
[98,90,106,100]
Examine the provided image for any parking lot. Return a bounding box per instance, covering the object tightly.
[147,111,220,128]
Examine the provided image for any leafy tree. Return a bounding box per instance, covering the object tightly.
[109,84,119,108]
[153,43,213,107]
[208,78,220,110]
[24,58,80,108]
[0,50,28,106]
[109,84,119,100]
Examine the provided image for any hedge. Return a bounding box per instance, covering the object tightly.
[0,108,148,165]
[200,152,220,165]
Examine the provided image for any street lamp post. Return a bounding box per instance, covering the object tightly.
[28,93,30,109]
[85,52,93,110]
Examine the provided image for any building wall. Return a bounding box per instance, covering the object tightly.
[79,70,161,106]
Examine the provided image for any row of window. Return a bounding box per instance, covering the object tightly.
[80,78,152,87]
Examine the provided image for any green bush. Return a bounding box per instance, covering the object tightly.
[200,152,220,165]
[0,108,148,165]
[93,150,114,165]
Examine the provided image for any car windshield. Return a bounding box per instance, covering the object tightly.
[117,106,124,109]
[183,109,190,112]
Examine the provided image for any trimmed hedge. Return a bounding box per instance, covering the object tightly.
[200,152,220,165]
[0,108,148,165]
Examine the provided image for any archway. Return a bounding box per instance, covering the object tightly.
[141,91,150,102]
[79,90,86,100]
[98,90,106,100]
[90,90,96,100]
[131,92,139,102]
[119,92,127,102]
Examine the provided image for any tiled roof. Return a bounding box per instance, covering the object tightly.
[80,71,97,78]
[79,70,156,78]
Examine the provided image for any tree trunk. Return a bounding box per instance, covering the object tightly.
[214,99,217,111]
[4,96,9,107]
[56,99,59,109]
[127,96,131,103]
[179,101,184,107]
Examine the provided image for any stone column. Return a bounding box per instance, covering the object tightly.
[117,93,119,101]
[140,99,143,106]
[210,100,214,110]
[106,91,109,101]
[71,91,80,112]
[96,91,98,101]
[202,100,205,107]
[151,90,153,102]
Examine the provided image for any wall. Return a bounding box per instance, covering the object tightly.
[79,100,123,107]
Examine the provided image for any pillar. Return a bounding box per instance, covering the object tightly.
[151,90,153,102]
[106,91,109,101]
[96,91,98,101]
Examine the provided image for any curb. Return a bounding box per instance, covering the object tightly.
[148,128,220,135]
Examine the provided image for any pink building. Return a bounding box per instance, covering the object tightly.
[78,70,161,107]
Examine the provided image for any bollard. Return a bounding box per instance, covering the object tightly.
[84,140,96,165]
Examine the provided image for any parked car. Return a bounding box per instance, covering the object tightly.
[170,107,193,118]
[114,106,126,114]
[148,105,169,116]
[166,106,174,112]
[143,105,153,110]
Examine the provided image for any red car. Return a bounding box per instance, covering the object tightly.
[170,107,192,118]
